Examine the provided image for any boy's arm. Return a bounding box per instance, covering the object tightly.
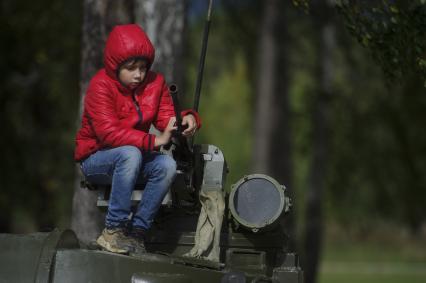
[153,82,202,132]
[85,81,156,151]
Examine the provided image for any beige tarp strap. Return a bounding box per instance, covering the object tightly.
[184,190,225,262]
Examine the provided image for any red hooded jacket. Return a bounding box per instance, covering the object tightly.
[74,24,201,161]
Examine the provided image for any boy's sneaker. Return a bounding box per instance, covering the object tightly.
[96,227,134,254]
[128,227,147,256]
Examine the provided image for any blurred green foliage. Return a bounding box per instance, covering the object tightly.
[0,0,81,231]
[335,0,426,85]
[197,54,252,190]
[186,11,252,190]
[289,0,426,233]
[292,0,310,13]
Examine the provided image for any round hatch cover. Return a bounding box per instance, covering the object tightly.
[229,174,287,232]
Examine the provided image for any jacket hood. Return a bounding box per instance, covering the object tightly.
[104,24,155,80]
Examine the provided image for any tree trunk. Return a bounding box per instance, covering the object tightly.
[252,0,278,175]
[135,0,187,87]
[252,0,295,247]
[304,1,335,282]
[134,0,187,137]
[272,1,296,250]
[71,0,133,244]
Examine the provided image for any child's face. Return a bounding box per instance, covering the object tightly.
[118,59,148,89]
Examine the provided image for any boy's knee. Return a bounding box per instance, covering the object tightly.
[157,155,177,177]
[116,146,143,167]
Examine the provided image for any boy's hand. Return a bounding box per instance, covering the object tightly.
[155,117,177,147]
[182,114,197,137]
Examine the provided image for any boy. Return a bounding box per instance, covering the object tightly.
[74,24,201,255]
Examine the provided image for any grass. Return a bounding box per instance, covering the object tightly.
[319,273,426,283]
[317,223,426,283]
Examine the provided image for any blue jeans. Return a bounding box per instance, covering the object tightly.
[80,145,177,231]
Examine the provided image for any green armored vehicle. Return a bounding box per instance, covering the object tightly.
[0,164,302,283]
[0,163,302,282]
[0,2,303,282]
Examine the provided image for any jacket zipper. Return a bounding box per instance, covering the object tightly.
[132,93,143,126]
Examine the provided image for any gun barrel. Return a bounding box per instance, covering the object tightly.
[169,84,183,133]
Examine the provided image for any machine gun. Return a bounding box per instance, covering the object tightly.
[165,84,193,172]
